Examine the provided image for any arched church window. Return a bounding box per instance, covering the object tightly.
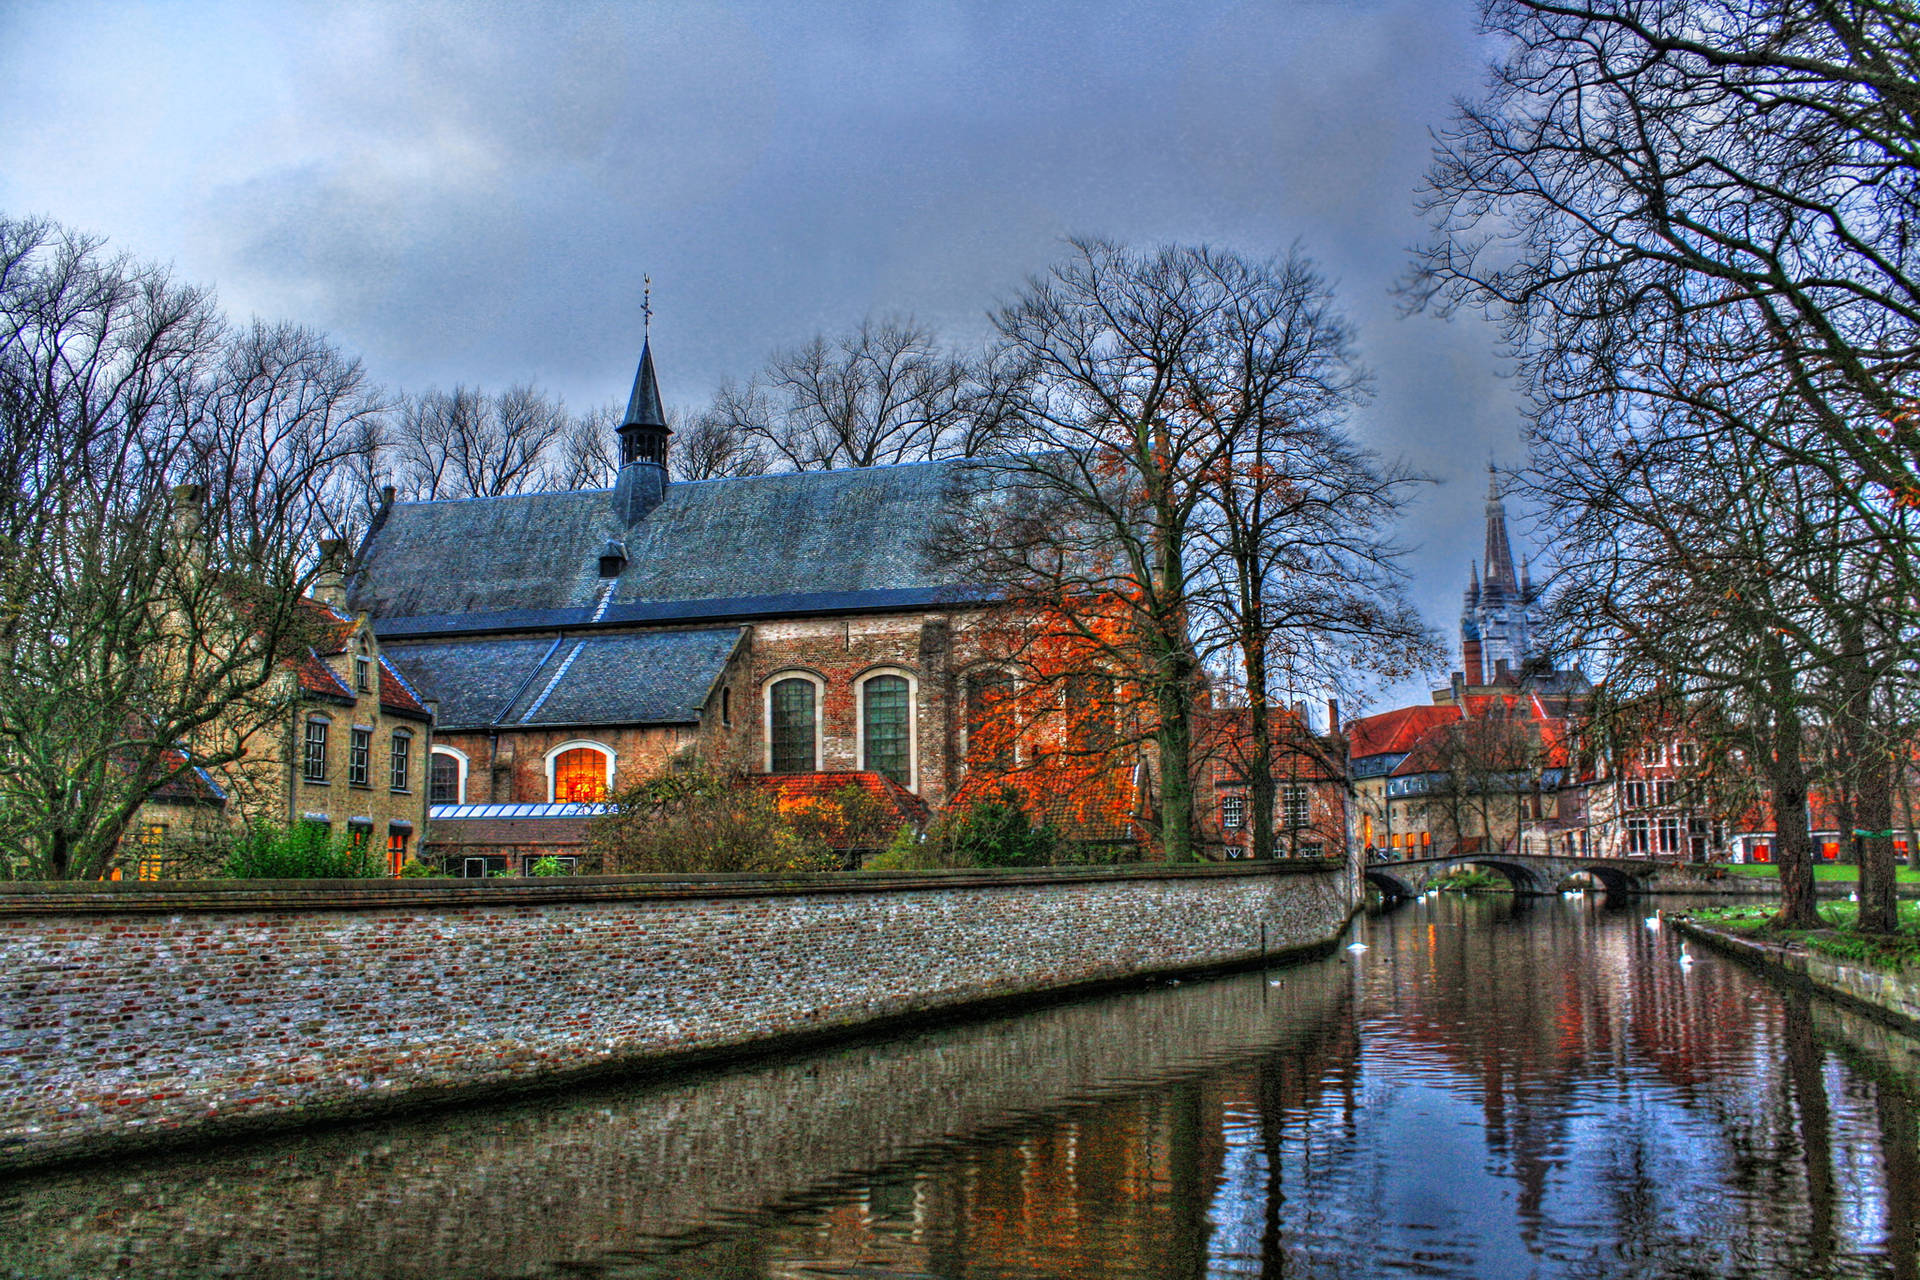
[550,745,612,803]
[861,673,913,786]
[769,677,818,773]
[964,668,1014,771]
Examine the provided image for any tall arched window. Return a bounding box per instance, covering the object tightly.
[429,747,466,805]
[769,676,819,773]
[546,742,614,803]
[859,671,915,788]
[964,668,1014,771]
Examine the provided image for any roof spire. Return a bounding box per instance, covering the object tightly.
[642,274,652,338]
[1483,467,1519,592]
[621,339,667,431]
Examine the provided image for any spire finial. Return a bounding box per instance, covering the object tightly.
[642,275,652,337]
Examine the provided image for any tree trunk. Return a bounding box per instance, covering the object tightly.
[1155,651,1199,862]
[1243,639,1276,862]
[1857,752,1899,935]
[1766,696,1822,929]
[1901,777,1920,872]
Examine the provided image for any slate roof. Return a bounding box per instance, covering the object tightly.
[383,628,742,730]
[350,459,984,635]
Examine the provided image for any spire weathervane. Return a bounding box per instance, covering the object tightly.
[642,274,652,337]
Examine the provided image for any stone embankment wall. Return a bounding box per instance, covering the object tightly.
[1673,917,1920,1031]
[2,955,1354,1279]
[0,861,1351,1172]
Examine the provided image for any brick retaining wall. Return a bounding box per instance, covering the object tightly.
[0,861,1351,1171]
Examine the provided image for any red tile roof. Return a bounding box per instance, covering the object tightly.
[297,650,355,701]
[1345,705,1459,759]
[378,656,431,719]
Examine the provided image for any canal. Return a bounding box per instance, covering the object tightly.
[4,893,1918,1278]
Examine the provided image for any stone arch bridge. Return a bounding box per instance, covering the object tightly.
[1365,852,1677,899]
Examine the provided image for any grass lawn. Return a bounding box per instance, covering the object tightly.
[1724,862,1920,883]
[1687,900,1920,970]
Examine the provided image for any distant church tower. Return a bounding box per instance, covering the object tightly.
[1460,467,1537,684]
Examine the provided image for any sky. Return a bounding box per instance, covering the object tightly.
[0,0,1522,712]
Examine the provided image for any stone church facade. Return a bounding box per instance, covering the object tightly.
[350,342,1029,869]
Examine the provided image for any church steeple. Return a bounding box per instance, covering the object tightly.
[614,330,671,524]
[1483,466,1518,593]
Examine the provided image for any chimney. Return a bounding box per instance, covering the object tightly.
[314,539,348,609]
[1325,698,1340,735]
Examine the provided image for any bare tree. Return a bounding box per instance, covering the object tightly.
[727,316,1018,471]
[674,388,771,481]
[943,240,1377,861]
[550,402,622,490]
[1179,249,1437,860]
[0,215,379,879]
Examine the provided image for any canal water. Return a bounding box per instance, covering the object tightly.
[5,893,1919,1279]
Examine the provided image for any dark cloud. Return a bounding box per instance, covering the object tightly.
[0,0,1524,708]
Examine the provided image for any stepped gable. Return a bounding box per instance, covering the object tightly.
[350,459,985,636]
[383,628,742,731]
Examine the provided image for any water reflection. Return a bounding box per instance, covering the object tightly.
[5,895,1920,1278]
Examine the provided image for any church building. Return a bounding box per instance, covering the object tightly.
[349,342,1032,870]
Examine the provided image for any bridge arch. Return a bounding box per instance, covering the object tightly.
[1365,869,1418,902]
[1454,859,1548,896]
[1555,866,1635,895]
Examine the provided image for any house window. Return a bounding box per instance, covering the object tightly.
[1065,672,1115,753]
[965,668,1014,770]
[551,745,611,803]
[347,823,371,850]
[387,826,409,875]
[1677,741,1699,767]
[354,654,373,693]
[1222,795,1245,830]
[1643,742,1663,767]
[721,687,731,728]
[1624,781,1647,809]
[135,823,171,881]
[1282,785,1309,831]
[1654,780,1676,807]
[390,731,411,792]
[348,728,371,787]
[1627,816,1650,854]
[303,717,330,782]
[429,748,465,805]
[1658,815,1681,854]
[861,674,912,786]
[769,676,819,773]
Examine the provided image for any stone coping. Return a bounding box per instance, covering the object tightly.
[0,858,1343,916]
[1673,917,1920,1035]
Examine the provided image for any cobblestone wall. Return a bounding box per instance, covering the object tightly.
[0,862,1351,1171]
[0,956,1355,1279]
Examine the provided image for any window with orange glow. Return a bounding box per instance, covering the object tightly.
[554,748,608,802]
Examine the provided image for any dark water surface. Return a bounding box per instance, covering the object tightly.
[5,893,1920,1279]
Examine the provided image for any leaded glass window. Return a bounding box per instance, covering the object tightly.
[429,752,460,804]
[553,747,608,803]
[863,675,911,785]
[770,678,816,773]
[303,718,329,782]
[965,669,1013,770]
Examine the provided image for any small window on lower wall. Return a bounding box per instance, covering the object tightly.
[522,854,578,876]
[387,826,410,874]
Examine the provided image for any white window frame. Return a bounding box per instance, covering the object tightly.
[429,745,468,805]
[1222,794,1246,830]
[763,670,826,774]
[543,740,616,803]
[303,715,331,783]
[390,729,413,793]
[855,666,919,791]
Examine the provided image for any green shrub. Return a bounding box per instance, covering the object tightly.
[396,858,439,878]
[528,856,571,877]
[926,789,1057,869]
[864,823,959,871]
[588,762,839,873]
[223,822,384,879]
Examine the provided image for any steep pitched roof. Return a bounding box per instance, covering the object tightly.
[377,656,431,720]
[1346,705,1460,759]
[351,459,986,637]
[622,340,668,430]
[383,628,741,730]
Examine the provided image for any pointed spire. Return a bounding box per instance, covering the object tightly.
[622,339,667,431]
[1483,466,1519,592]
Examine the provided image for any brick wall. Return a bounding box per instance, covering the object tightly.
[0,862,1352,1171]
